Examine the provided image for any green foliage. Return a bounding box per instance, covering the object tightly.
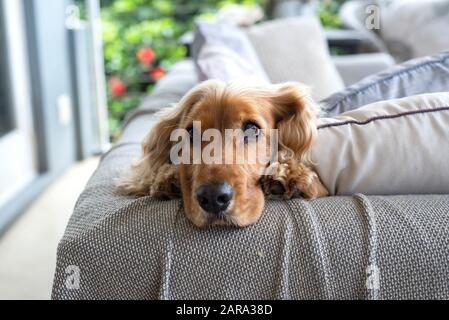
[318,0,345,29]
[100,0,264,138]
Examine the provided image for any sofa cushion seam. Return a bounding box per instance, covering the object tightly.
[318,106,449,130]
[325,55,449,112]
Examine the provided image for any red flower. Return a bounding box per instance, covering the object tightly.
[150,66,165,81]
[109,77,127,97]
[137,47,155,64]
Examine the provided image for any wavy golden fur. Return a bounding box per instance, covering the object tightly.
[117,80,328,227]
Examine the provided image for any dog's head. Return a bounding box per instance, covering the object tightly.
[118,80,319,228]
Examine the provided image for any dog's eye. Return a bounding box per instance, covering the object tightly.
[187,127,194,142]
[243,122,261,142]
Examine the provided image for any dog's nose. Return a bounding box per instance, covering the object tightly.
[196,183,234,214]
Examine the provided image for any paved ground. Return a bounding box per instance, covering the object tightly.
[0,158,99,300]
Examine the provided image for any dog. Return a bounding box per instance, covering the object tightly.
[117,80,328,228]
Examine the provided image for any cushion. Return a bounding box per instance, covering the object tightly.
[246,17,345,100]
[320,51,449,117]
[313,92,449,196]
[331,53,395,86]
[191,20,270,83]
[381,0,449,61]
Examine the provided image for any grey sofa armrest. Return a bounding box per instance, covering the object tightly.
[332,52,395,86]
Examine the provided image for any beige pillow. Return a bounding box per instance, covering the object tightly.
[192,20,270,83]
[313,92,449,195]
[381,0,449,61]
[246,17,345,100]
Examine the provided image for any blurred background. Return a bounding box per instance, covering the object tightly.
[1,0,447,299]
[77,0,346,139]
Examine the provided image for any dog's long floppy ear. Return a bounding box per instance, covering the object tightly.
[269,82,319,163]
[117,80,224,196]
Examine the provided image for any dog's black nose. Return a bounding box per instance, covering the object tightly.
[196,183,234,214]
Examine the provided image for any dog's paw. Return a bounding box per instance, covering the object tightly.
[261,162,287,199]
[261,176,286,199]
[284,169,317,199]
[284,162,329,199]
[261,160,328,200]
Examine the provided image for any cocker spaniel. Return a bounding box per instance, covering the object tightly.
[117,80,328,228]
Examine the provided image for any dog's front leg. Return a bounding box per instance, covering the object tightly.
[261,159,328,199]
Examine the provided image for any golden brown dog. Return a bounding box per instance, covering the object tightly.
[117,80,328,227]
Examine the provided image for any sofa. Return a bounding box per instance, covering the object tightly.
[51,15,449,299]
[340,0,449,62]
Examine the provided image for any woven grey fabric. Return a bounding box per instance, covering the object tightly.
[52,59,449,300]
[52,138,449,300]
[321,51,449,116]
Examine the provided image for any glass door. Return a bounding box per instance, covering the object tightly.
[0,0,37,208]
[0,29,13,137]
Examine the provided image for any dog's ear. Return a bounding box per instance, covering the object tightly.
[117,80,224,196]
[269,82,319,163]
